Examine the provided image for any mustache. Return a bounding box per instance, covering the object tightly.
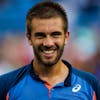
[39,45,58,51]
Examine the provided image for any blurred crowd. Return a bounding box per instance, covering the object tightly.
[0,0,100,81]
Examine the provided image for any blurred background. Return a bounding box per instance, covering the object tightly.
[0,0,100,81]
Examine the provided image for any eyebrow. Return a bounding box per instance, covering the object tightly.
[51,31,62,35]
[34,32,46,37]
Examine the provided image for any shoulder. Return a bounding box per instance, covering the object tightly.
[72,68,98,84]
[0,64,31,100]
[0,64,30,85]
[0,64,30,92]
[72,67,100,99]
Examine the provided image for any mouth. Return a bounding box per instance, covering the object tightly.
[42,49,56,58]
[40,46,57,59]
[43,50,55,54]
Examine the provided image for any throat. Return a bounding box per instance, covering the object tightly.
[40,64,68,86]
[33,60,69,86]
[40,70,68,86]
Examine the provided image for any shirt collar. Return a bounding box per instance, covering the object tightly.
[29,60,42,81]
[62,60,72,87]
[29,60,72,86]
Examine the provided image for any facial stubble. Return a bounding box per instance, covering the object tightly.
[33,42,65,67]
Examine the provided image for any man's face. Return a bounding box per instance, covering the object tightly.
[27,17,69,66]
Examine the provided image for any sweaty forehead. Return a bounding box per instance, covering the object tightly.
[31,17,64,33]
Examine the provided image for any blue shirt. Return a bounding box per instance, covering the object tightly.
[0,60,100,100]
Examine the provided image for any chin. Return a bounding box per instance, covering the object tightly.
[41,59,58,67]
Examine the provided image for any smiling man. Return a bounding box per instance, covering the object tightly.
[29,17,68,67]
[0,1,100,100]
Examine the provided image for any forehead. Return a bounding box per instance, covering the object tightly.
[31,17,64,33]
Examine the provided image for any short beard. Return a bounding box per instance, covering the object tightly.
[33,44,64,67]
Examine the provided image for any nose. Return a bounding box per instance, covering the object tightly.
[43,36,54,47]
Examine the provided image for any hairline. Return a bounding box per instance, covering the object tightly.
[27,16,67,34]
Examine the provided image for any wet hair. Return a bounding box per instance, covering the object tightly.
[26,1,68,35]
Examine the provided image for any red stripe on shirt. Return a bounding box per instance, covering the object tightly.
[93,92,97,100]
[6,93,9,100]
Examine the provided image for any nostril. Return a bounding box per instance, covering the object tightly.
[43,38,54,46]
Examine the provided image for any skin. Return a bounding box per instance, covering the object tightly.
[26,17,70,86]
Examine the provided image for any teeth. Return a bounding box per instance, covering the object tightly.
[43,50,54,54]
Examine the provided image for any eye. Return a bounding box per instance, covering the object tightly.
[51,32,62,38]
[34,32,46,39]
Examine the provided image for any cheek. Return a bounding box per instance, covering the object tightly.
[30,39,39,46]
[57,39,65,45]
[32,41,42,50]
[32,39,43,44]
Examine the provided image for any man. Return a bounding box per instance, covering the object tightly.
[0,1,100,100]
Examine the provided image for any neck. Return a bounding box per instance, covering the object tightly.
[33,59,69,86]
[33,59,61,76]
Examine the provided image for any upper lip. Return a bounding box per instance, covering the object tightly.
[40,46,57,52]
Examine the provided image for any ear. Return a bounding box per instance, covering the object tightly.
[65,31,70,45]
[26,32,32,45]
